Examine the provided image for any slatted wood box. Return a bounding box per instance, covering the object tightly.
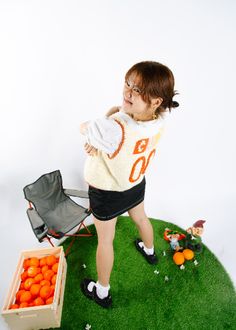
[1,246,67,330]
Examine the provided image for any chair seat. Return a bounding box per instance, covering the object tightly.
[44,199,89,234]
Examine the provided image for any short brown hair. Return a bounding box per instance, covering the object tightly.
[125,61,179,118]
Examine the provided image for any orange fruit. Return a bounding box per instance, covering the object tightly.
[34,273,44,283]
[10,304,19,309]
[29,257,39,268]
[45,296,53,305]
[20,282,25,290]
[21,271,28,282]
[40,279,51,287]
[19,302,28,308]
[39,257,47,267]
[41,265,49,274]
[16,290,25,303]
[24,278,35,290]
[28,302,35,307]
[23,259,30,270]
[43,269,54,282]
[40,285,52,300]
[20,291,32,303]
[52,263,59,273]
[46,255,57,267]
[50,284,55,294]
[30,284,41,297]
[34,297,44,306]
[27,266,38,278]
[51,274,57,285]
[183,248,194,260]
[173,252,185,265]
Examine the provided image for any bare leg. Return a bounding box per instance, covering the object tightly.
[128,201,154,249]
[93,216,117,287]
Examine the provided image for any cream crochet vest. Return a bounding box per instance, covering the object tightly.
[84,113,163,191]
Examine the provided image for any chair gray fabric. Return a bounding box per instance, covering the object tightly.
[23,170,91,242]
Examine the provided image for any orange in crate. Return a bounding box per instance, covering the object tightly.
[39,285,52,300]
[1,246,67,330]
[24,278,35,290]
[29,257,40,267]
[30,284,41,297]
[46,255,57,266]
[19,291,32,303]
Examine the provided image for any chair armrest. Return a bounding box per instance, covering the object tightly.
[64,189,89,199]
[26,208,48,242]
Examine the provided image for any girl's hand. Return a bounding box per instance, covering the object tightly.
[106,106,120,117]
[84,143,98,156]
[80,121,90,135]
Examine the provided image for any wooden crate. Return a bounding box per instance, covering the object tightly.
[1,246,67,330]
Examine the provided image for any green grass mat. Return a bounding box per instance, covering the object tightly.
[57,216,236,330]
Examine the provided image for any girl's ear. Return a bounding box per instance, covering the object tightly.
[151,97,163,109]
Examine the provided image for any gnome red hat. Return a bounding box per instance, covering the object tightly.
[193,220,206,228]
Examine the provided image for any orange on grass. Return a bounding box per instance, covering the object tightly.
[30,284,41,297]
[51,274,57,285]
[27,266,38,278]
[34,297,44,306]
[21,271,28,282]
[29,257,39,268]
[46,255,57,267]
[39,257,47,267]
[52,262,59,273]
[34,273,44,283]
[173,252,185,265]
[40,285,52,300]
[43,269,54,282]
[41,265,49,274]
[10,304,19,309]
[40,279,51,287]
[19,302,28,308]
[183,248,195,260]
[24,278,35,290]
[45,296,54,305]
[20,291,32,303]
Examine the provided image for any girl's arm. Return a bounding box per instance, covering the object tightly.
[106,106,121,117]
[80,117,122,156]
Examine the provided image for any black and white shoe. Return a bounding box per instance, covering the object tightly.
[80,278,112,308]
[135,238,158,264]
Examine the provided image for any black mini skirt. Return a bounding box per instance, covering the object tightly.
[88,177,146,221]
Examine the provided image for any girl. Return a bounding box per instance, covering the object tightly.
[80,61,178,308]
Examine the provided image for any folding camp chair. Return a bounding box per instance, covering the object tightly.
[23,170,92,256]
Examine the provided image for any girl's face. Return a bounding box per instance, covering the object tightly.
[122,73,162,121]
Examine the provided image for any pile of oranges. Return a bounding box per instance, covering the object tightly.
[9,254,59,310]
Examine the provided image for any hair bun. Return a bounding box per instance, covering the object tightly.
[172,101,179,108]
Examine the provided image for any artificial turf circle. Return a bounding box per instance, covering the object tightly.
[57,216,236,330]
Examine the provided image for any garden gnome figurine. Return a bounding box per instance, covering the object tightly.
[185,220,206,253]
[166,231,183,251]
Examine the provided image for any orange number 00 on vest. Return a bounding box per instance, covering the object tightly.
[129,149,156,183]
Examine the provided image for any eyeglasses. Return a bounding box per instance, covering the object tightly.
[124,80,143,96]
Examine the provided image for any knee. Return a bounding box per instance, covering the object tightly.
[132,215,150,228]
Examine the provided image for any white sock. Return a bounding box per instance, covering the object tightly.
[95,281,110,299]
[87,281,96,292]
[138,241,154,255]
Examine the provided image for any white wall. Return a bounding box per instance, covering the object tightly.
[0,0,235,328]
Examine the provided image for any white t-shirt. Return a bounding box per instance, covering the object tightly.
[83,110,164,155]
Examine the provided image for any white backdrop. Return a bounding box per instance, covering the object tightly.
[0,0,235,328]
